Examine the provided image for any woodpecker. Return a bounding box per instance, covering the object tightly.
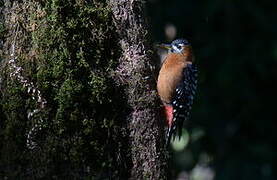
[157,38,197,145]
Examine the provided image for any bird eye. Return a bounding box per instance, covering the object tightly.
[176,44,183,49]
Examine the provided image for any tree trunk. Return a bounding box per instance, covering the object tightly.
[0,0,168,179]
[109,1,168,179]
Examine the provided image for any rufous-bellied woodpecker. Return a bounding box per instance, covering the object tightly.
[157,38,197,145]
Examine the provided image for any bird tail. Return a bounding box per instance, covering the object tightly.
[165,126,172,147]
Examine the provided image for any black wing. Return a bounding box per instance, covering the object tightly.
[166,63,198,145]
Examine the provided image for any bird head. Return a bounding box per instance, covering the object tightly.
[157,39,191,54]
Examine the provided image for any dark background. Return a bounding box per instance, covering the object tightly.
[147,0,277,179]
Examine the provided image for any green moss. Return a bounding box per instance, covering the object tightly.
[1,0,125,178]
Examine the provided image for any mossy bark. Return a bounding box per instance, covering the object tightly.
[0,0,167,179]
[109,0,167,179]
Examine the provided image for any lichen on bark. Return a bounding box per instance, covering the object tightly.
[0,0,167,179]
[109,0,168,179]
[0,0,126,178]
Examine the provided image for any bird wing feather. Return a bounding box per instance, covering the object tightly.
[166,63,198,145]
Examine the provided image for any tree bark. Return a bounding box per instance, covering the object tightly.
[109,0,168,179]
[0,0,168,179]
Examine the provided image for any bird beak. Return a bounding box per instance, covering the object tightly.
[156,43,171,50]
